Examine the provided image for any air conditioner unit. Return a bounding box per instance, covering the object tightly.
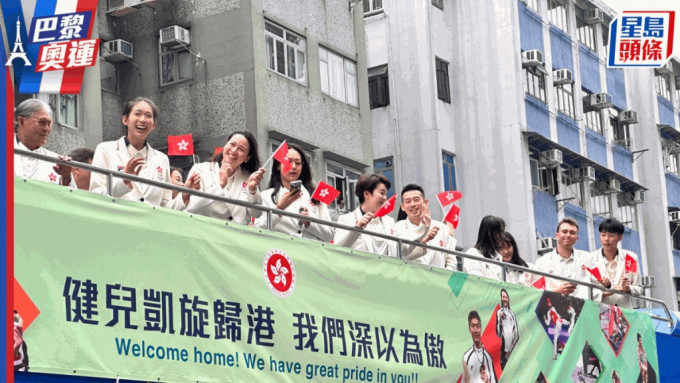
[102,39,133,62]
[656,61,673,74]
[641,275,655,288]
[539,149,563,166]
[107,0,155,16]
[580,166,596,182]
[619,110,638,124]
[522,50,543,67]
[537,237,557,252]
[586,9,605,24]
[670,211,680,223]
[623,190,645,205]
[584,92,613,110]
[553,69,573,85]
[553,0,568,5]
[597,178,621,194]
[160,25,190,48]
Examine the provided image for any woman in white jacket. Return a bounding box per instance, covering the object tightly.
[90,97,195,209]
[256,143,333,242]
[463,215,505,279]
[185,131,266,224]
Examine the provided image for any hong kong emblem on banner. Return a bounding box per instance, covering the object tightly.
[263,248,296,298]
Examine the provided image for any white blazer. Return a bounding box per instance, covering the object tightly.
[590,248,642,308]
[14,135,61,185]
[394,219,457,270]
[90,136,185,209]
[185,161,262,225]
[463,247,503,280]
[333,207,397,257]
[255,186,334,242]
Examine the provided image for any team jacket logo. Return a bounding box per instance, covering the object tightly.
[263,248,296,298]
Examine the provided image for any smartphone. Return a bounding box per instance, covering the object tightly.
[290,180,302,192]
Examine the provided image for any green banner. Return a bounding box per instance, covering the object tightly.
[15,178,659,382]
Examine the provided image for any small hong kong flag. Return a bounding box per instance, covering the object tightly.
[214,147,223,157]
[311,181,341,205]
[436,190,463,209]
[272,141,293,175]
[586,266,602,281]
[168,134,195,156]
[374,195,397,218]
[444,204,461,229]
[625,253,638,273]
[532,276,546,290]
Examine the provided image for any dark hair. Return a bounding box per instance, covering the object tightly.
[400,183,424,199]
[637,333,642,341]
[170,167,183,178]
[122,97,160,125]
[68,147,94,163]
[501,231,528,267]
[396,207,408,222]
[500,289,510,307]
[355,174,391,204]
[210,131,261,173]
[267,143,316,205]
[598,218,624,235]
[468,310,481,326]
[556,217,579,233]
[474,215,506,259]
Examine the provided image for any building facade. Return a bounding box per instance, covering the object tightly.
[364,0,679,309]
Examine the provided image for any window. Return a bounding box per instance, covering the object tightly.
[432,0,444,10]
[590,191,611,217]
[657,74,671,100]
[265,21,307,85]
[614,197,637,230]
[319,47,358,106]
[606,108,630,149]
[435,58,450,103]
[363,0,382,14]
[583,89,603,134]
[326,161,361,212]
[49,94,77,128]
[442,152,457,191]
[671,220,680,251]
[374,157,395,196]
[560,166,584,208]
[524,0,540,13]
[368,65,390,109]
[160,46,192,86]
[525,66,546,102]
[576,8,596,51]
[529,157,559,195]
[548,0,569,33]
[555,83,575,118]
[662,139,680,176]
[100,59,118,93]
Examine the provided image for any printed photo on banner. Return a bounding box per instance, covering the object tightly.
[637,333,658,383]
[569,342,601,383]
[599,303,630,356]
[534,292,584,360]
[460,310,498,383]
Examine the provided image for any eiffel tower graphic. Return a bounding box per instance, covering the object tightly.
[5,17,31,66]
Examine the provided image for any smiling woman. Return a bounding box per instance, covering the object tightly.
[185,131,266,225]
[89,97,197,209]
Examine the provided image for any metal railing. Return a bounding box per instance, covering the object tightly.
[14,148,675,325]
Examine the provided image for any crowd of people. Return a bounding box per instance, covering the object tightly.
[14,97,643,307]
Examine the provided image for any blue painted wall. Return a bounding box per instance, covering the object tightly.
[526,96,550,137]
[565,203,589,251]
[519,2,544,51]
[606,67,627,111]
[674,249,680,277]
[579,45,601,94]
[533,189,558,238]
[666,173,680,209]
[612,144,633,179]
[658,96,675,127]
[557,114,580,153]
[550,26,574,72]
[586,130,607,166]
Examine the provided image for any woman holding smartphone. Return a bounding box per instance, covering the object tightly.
[256,143,333,242]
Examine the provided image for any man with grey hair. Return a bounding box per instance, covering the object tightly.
[14,99,71,185]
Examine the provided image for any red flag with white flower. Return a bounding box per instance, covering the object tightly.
[625,253,637,273]
[586,266,602,281]
[168,134,195,156]
[532,276,546,290]
[311,181,341,205]
[374,195,396,218]
[444,204,461,229]
[272,141,292,175]
[214,147,223,157]
[436,190,463,209]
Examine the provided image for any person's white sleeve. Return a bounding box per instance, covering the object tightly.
[185,164,230,217]
[90,143,131,198]
[444,234,458,271]
[333,214,362,248]
[245,188,263,218]
[463,248,485,276]
[304,203,334,242]
[395,223,429,261]
[160,159,185,210]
